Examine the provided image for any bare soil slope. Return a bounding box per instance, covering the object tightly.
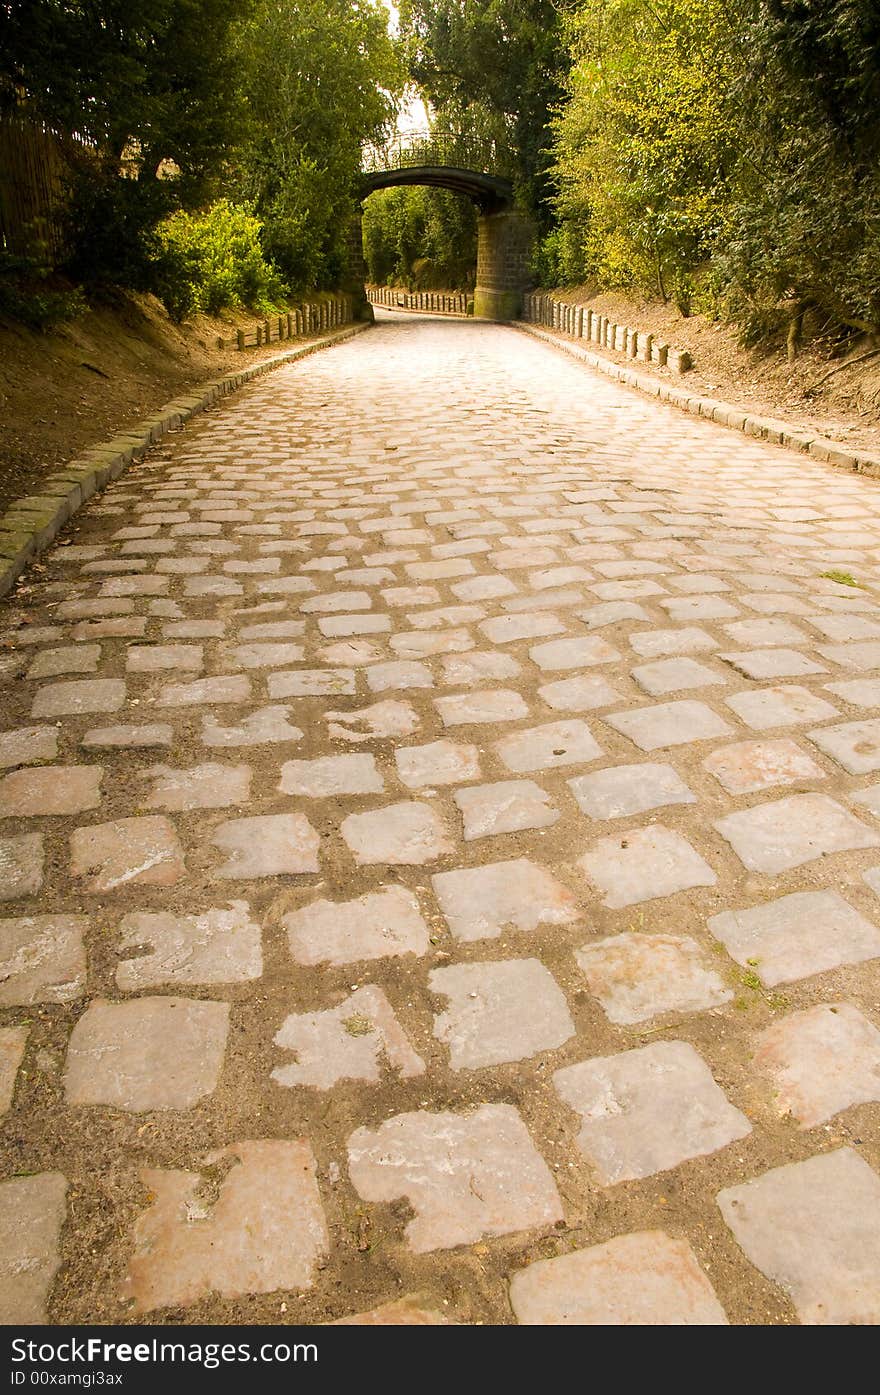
[0,292,308,515]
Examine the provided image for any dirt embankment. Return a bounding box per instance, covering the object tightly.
[0,292,316,515]
[549,287,880,456]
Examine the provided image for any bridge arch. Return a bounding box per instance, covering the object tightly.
[346,133,533,322]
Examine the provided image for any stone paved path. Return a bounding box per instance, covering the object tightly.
[2,309,880,1325]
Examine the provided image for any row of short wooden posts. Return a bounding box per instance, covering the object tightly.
[219,293,355,351]
[521,292,692,374]
[368,285,469,316]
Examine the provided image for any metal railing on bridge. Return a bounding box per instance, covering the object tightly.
[361,130,512,178]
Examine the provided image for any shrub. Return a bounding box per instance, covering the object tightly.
[0,254,87,329]
[152,200,287,320]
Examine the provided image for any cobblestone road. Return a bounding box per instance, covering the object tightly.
[2,309,880,1325]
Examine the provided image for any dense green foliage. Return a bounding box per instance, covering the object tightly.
[5,0,879,347]
[398,0,567,221]
[548,0,735,314]
[718,0,880,341]
[362,186,477,289]
[233,0,402,293]
[153,201,287,321]
[542,0,880,342]
[1,0,403,314]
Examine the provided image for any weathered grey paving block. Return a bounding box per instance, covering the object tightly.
[431,858,578,942]
[538,675,621,711]
[455,780,559,839]
[723,618,810,648]
[568,762,695,820]
[272,985,424,1088]
[722,648,826,680]
[0,831,43,901]
[726,683,839,730]
[268,668,355,698]
[367,660,433,692]
[126,644,203,673]
[201,706,303,747]
[579,600,652,629]
[0,765,102,816]
[605,700,731,751]
[435,689,530,726]
[510,1230,728,1325]
[576,932,732,1025]
[717,1148,880,1324]
[347,1104,562,1252]
[808,718,880,774]
[0,1025,27,1115]
[391,628,475,658]
[211,812,320,878]
[121,1140,328,1312]
[451,574,516,602]
[0,1173,67,1323]
[441,652,521,684]
[82,723,173,749]
[703,739,825,794]
[279,753,384,796]
[116,901,262,988]
[300,588,372,612]
[223,642,304,670]
[395,740,480,788]
[713,793,878,873]
[158,674,252,706]
[754,1003,880,1127]
[629,627,716,658]
[0,725,58,769]
[27,644,101,679]
[326,699,419,742]
[579,825,716,908]
[71,815,186,891]
[818,641,880,671]
[708,889,880,986]
[430,958,574,1068]
[31,678,126,718]
[529,636,619,671]
[494,719,602,774]
[319,638,382,666]
[142,761,251,811]
[824,679,880,709]
[632,657,726,696]
[408,602,485,630]
[341,801,452,864]
[285,886,431,965]
[319,613,391,637]
[0,914,87,1005]
[554,1041,750,1183]
[64,997,229,1110]
[661,596,739,622]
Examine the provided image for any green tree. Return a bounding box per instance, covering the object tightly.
[547,0,737,309]
[233,0,404,293]
[1,0,249,282]
[363,185,477,287]
[398,0,568,220]
[717,0,880,343]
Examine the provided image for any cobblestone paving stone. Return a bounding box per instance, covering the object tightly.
[2,310,880,1324]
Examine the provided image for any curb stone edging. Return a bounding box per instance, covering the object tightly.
[516,321,880,482]
[0,321,372,599]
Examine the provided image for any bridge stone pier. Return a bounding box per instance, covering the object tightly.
[357,133,533,322]
[473,206,533,321]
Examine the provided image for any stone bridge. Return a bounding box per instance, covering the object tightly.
[347,131,533,322]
